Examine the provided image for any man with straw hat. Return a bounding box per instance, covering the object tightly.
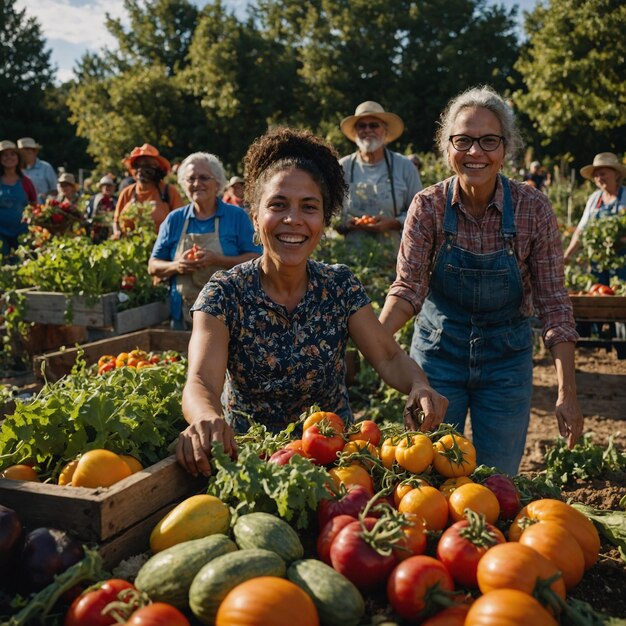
[16,137,57,201]
[337,101,422,249]
[564,152,626,280]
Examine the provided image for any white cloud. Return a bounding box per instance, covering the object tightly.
[16,0,127,49]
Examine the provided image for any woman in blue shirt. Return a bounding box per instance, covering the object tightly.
[149,152,261,329]
[175,128,447,477]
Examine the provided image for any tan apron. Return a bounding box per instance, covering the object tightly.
[174,216,225,323]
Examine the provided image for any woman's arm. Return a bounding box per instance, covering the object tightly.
[348,304,448,431]
[563,228,582,262]
[550,341,583,448]
[195,249,259,269]
[379,295,415,335]
[176,311,236,476]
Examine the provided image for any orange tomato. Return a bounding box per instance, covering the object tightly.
[72,449,132,488]
[285,439,305,454]
[380,437,399,469]
[97,355,116,367]
[448,483,500,524]
[395,434,434,474]
[393,512,427,561]
[302,411,344,434]
[116,352,129,362]
[328,464,374,494]
[129,349,147,359]
[347,420,381,446]
[393,479,431,507]
[398,486,449,530]
[439,476,474,500]
[432,433,477,477]
[58,459,79,485]
[341,439,379,469]
[126,357,140,368]
[1,464,39,481]
[136,360,152,369]
[119,454,143,474]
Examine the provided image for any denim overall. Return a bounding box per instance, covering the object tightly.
[410,176,533,475]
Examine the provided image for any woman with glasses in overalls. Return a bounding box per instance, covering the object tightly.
[149,152,261,330]
[380,86,583,476]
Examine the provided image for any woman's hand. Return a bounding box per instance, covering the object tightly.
[404,383,449,432]
[555,391,584,449]
[175,415,237,477]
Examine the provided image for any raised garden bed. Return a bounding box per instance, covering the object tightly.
[570,295,626,321]
[0,455,205,567]
[33,328,190,381]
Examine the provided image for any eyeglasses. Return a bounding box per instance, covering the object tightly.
[356,122,383,131]
[185,175,215,184]
[449,134,505,152]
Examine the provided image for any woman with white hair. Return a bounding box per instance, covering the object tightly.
[380,85,582,475]
[149,152,261,329]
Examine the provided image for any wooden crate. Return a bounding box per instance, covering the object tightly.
[0,455,205,567]
[33,328,191,381]
[570,295,626,321]
[114,301,170,334]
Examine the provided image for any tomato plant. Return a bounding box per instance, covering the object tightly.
[386,555,455,620]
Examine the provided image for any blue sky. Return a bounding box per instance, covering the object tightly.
[18,0,538,84]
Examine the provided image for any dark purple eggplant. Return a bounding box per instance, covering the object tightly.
[18,527,84,592]
[0,505,23,586]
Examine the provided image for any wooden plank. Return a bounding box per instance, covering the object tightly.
[22,290,117,326]
[0,456,205,542]
[570,295,626,321]
[114,301,170,334]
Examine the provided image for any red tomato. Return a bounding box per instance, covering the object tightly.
[98,361,116,375]
[124,603,190,626]
[301,424,345,465]
[330,518,398,591]
[482,474,522,520]
[317,484,372,528]
[589,283,614,295]
[347,420,381,446]
[386,556,455,620]
[316,514,357,564]
[302,411,345,433]
[65,579,136,626]
[436,515,506,588]
[268,448,301,465]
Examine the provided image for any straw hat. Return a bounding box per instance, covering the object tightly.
[580,152,626,180]
[98,176,116,187]
[228,176,244,187]
[340,101,404,143]
[0,140,23,156]
[123,143,171,173]
[58,173,78,188]
[16,137,41,150]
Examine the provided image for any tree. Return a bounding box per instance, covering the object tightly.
[514,0,626,165]
[0,0,54,138]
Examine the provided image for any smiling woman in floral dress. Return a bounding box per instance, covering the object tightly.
[379,86,583,476]
[176,128,447,477]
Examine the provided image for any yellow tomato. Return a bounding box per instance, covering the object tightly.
[72,449,132,488]
[448,483,500,524]
[119,454,143,474]
[380,437,399,469]
[328,464,374,494]
[58,459,79,485]
[432,433,477,478]
[1,464,39,482]
[395,434,434,474]
[398,486,449,531]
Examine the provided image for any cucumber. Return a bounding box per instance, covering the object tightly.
[232,512,304,562]
[134,533,237,609]
[189,548,286,625]
[287,558,365,626]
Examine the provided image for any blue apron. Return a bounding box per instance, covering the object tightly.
[592,186,626,284]
[410,175,533,475]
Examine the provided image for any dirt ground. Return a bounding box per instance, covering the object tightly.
[523,347,626,620]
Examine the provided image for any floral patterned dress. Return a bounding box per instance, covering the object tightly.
[191,257,371,433]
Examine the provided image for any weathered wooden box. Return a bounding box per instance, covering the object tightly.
[33,328,191,381]
[570,295,626,321]
[21,289,170,333]
[0,455,205,567]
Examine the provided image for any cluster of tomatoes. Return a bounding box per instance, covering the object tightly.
[268,411,601,624]
[96,349,180,375]
[587,283,615,296]
[353,215,378,226]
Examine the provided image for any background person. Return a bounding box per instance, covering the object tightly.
[0,140,37,256]
[379,86,582,476]
[113,143,184,238]
[563,152,626,282]
[148,152,261,330]
[16,137,57,201]
[222,175,245,207]
[85,175,118,242]
[337,101,422,249]
[523,160,547,191]
[176,128,447,476]
[56,172,80,204]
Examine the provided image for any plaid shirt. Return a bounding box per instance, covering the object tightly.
[389,176,578,348]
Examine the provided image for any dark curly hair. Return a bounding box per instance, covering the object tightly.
[243,127,347,226]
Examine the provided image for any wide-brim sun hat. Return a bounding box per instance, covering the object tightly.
[98,175,116,187]
[0,140,24,156]
[16,137,41,150]
[228,176,244,187]
[58,172,78,188]
[340,101,404,143]
[123,143,171,174]
[580,152,626,180]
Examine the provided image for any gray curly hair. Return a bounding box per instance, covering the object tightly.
[435,85,524,168]
[178,152,228,197]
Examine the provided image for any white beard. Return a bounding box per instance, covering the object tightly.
[355,136,385,154]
